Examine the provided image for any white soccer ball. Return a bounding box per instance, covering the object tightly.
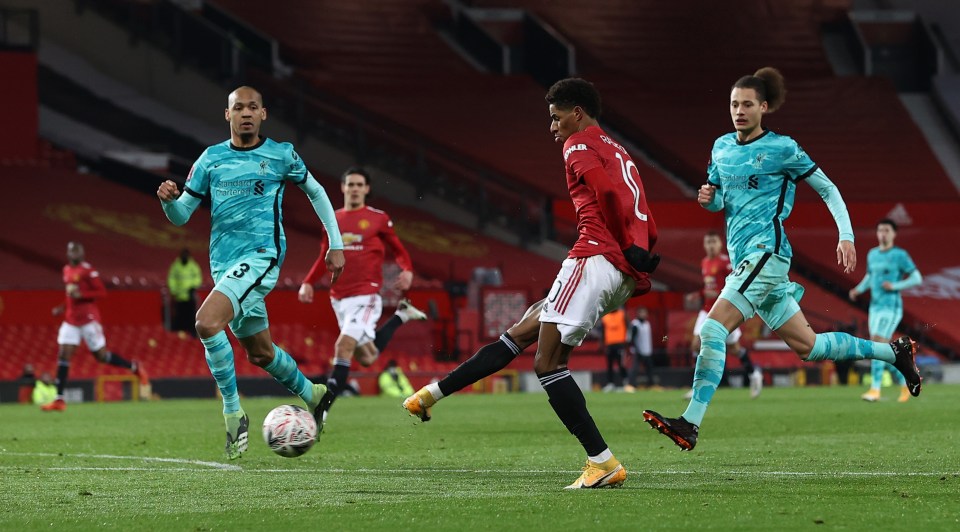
[262,404,317,457]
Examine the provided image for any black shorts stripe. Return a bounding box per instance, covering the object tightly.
[238,258,278,305]
[738,253,772,295]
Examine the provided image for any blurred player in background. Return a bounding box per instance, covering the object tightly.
[600,306,629,391]
[42,241,147,412]
[409,78,659,489]
[684,230,762,399]
[643,67,922,451]
[158,86,344,459]
[299,166,426,424]
[849,218,922,402]
[627,306,654,389]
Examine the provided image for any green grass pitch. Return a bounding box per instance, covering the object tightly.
[2,384,958,530]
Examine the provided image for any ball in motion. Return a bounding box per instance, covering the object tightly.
[262,404,317,457]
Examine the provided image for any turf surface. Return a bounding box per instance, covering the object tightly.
[2,384,958,530]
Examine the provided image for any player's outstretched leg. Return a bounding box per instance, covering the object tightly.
[403,332,523,422]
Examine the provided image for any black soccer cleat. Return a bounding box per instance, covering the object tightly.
[643,410,698,451]
[890,336,922,397]
[313,384,336,435]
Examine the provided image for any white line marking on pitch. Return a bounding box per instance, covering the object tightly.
[0,452,955,478]
[0,451,241,471]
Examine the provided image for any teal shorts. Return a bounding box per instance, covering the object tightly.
[868,307,901,340]
[212,257,279,339]
[718,252,805,331]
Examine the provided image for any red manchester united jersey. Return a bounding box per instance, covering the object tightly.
[700,253,732,312]
[304,206,413,299]
[62,261,107,326]
[562,125,657,294]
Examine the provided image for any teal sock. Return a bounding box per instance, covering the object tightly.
[681,318,727,427]
[264,344,314,405]
[808,333,895,363]
[869,359,883,390]
[887,362,905,385]
[201,331,240,414]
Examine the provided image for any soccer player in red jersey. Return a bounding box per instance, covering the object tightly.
[408,79,659,489]
[685,230,762,399]
[299,167,427,423]
[42,242,147,411]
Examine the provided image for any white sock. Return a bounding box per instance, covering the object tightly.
[588,448,613,464]
[425,382,444,401]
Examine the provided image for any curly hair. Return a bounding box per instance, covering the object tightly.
[545,78,602,118]
[732,67,786,112]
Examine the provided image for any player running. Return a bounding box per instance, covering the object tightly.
[409,78,659,489]
[850,218,922,402]
[642,67,921,451]
[158,86,345,459]
[299,167,427,424]
[42,241,148,412]
[684,230,762,399]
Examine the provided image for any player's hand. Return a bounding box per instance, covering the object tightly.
[837,240,856,274]
[848,288,859,301]
[394,270,413,292]
[623,245,660,273]
[157,180,181,202]
[697,184,716,207]
[298,283,314,303]
[881,281,895,291]
[325,249,345,285]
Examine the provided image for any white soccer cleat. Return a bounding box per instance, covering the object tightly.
[396,298,428,322]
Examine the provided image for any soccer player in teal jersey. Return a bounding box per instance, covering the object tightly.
[850,218,922,402]
[157,86,345,459]
[643,68,922,451]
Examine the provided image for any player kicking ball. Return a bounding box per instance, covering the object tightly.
[408,78,659,489]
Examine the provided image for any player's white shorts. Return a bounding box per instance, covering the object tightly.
[331,294,382,346]
[540,255,635,347]
[57,321,106,352]
[692,310,742,344]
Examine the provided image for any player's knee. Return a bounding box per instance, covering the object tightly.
[195,317,224,339]
[245,349,272,368]
[533,354,558,375]
[356,351,377,367]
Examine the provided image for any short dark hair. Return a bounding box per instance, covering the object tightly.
[877,218,898,232]
[704,230,722,238]
[341,166,371,185]
[545,78,602,119]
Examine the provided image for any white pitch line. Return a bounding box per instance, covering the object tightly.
[0,451,241,471]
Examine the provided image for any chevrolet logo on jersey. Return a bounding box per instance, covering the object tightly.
[342,233,363,250]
